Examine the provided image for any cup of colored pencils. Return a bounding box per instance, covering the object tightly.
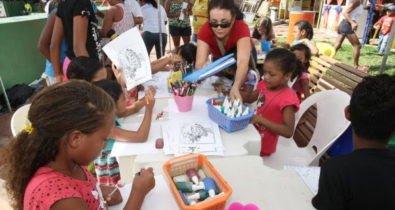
[171,80,197,112]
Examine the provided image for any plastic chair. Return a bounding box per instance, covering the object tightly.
[316,42,336,58]
[262,90,351,169]
[11,104,31,137]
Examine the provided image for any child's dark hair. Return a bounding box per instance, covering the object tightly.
[350,74,395,144]
[265,48,303,80]
[93,80,123,103]
[295,20,314,40]
[177,43,197,64]
[252,17,274,41]
[67,56,104,82]
[144,0,158,8]
[3,80,115,210]
[208,0,244,20]
[290,43,311,72]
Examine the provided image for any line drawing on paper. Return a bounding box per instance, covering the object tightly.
[181,123,215,144]
[119,48,146,81]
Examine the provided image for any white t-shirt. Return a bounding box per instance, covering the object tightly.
[141,4,167,33]
[125,0,143,18]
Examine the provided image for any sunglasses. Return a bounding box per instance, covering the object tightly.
[209,21,232,28]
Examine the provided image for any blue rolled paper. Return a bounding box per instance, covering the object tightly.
[183,53,236,82]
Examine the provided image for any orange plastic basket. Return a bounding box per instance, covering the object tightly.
[162,154,232,210]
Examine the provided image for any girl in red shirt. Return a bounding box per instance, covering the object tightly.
[242,49,302,156]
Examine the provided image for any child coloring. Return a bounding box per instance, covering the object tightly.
[290,44,311,101]
[251,16,277,49]
[242,48,302,156]
[3,80,155,210]
[93,80,155,186]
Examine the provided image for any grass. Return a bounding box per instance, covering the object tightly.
[323,41,395,76]
[277,37,395,75]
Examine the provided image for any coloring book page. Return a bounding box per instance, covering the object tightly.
[103,27,152,90]
[138,72,171,99]
[284,165,321,195]
[162,119,223,156]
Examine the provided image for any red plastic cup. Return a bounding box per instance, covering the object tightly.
[174,95,194,112]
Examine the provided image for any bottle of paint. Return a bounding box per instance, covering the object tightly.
[175,182,205,193]
[186,168,199,184]
[203,177,217,198]
[173,174,189,183]
[187,190,209,201]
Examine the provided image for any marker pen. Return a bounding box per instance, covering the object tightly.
[175,182,205,193]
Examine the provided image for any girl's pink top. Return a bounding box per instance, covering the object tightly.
[254,81,300,156]
[292,72,309,95]
[24,166,105,210]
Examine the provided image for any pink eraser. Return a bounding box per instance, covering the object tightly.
[155,138,164,149]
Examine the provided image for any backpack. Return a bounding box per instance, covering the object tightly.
[0,84,35,112]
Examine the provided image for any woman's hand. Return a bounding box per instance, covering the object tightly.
[230,86,242,104]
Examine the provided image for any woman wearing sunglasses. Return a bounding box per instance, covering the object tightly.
[195,0,252,103]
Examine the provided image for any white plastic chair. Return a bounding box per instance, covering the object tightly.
[262,90,351,170]
[11,104,31,137]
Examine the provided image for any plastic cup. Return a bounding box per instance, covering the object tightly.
[174,95,194,112]
[261,40,272,53]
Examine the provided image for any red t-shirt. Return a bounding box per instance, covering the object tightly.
[254,81,300,156]
[378,15,395,35]
[24,166,105,210]
[198,20,251,58]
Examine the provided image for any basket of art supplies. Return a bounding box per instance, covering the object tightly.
[163,153,232,210]
[206,97,254,132]
[170,80,197,112]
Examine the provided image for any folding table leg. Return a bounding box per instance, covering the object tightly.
[0,76,12,112]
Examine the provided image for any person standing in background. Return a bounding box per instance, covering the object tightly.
[51,0,102,82]
[165,0,192,48]
[139,0,168,59]
[125,0,143,25]
[191,0,209,42]
[334,0,368,72]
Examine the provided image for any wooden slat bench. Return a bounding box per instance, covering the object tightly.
[293,55,369,148]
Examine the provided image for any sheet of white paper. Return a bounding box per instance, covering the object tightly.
[138,72,171,99]
[199,76,220,89]
[284,165,321,195]
[103,27,152,90]
[109,175,179,210]
[111,123,162,157]
[162,119,223,156]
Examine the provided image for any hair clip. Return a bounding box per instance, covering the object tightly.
[24,125,34,134]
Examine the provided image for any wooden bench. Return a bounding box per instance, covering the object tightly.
[293,55,369,148]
